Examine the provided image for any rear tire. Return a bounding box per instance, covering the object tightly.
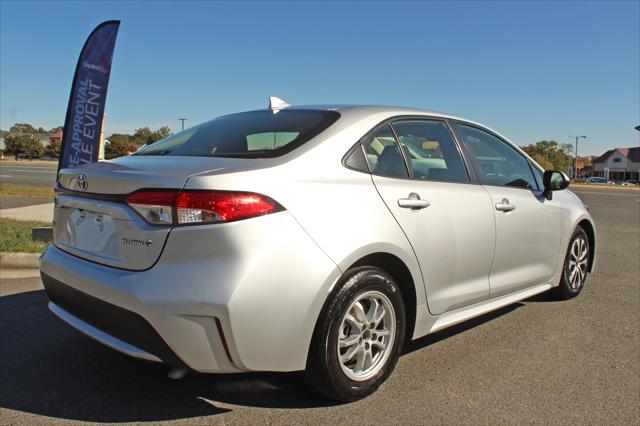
[305,267,406,402]
[554,227,590,300]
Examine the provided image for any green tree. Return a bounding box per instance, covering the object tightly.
[521,140,573,174]
[107,133,132,145]
[105,126,173,152]
[4,134,24,158]
[105,138,136,159]
[132,126,173,145]
[9,123,37,133]
[151,126,172,144]
[556,143,574,172]
[5,133,43,159]
[45,138,61,158]
[132,127,154,145]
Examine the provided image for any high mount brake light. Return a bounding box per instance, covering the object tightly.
[125,190,282,226]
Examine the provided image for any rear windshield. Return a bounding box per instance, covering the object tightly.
[135,109,340,158]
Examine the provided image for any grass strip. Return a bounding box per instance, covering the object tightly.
[0,218,51,253]
[0,183,54,198]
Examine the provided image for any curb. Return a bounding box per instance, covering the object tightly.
[0,252,41,269]
[0,159,57,165]
[571,184,639,190]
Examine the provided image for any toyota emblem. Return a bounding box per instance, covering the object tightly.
[77,174,88,191]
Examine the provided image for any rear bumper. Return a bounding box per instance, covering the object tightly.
[43,274,184,366]
[40,212,341,373]
[49,302,161,363]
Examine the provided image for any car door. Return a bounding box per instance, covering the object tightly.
[363,119,495,315]
[452,122,563,297]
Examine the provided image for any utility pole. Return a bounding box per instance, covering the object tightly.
[179,118,187,132]
[569,135,587,179]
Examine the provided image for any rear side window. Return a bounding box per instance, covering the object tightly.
[362,125,409,178]
[344,144,370,172]
[135,110,340,158]
[391,120,469,183]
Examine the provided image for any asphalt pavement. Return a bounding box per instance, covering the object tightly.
[0,187,638,425]
[0,161,58,187]
[0,197,52,210]
[0,161,55,211]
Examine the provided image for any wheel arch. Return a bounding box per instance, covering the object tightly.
[348,252,418,344]
[577,218,596,272]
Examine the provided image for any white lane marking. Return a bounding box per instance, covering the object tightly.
[0,169,56,173]
[573,191,639,197]
[0,166,57,170]
[0,175,12,178]
[0,165,56,168]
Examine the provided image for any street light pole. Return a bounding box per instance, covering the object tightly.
[569,135,587,179]
[179,118,187,132]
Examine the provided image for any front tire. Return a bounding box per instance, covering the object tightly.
[305,267,406,402]
[555,227,590,300]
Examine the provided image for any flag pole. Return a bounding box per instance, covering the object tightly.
[98,113,106,160]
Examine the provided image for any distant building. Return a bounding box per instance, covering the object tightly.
[571,157,593,179]
[578,165,593,179]
[34,133,51,146]
[592,147,640,181]
[50,128,63,144]
[0,137,5,159]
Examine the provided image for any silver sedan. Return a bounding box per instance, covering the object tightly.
[41,100,596,401]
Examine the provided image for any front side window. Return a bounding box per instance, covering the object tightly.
[362,125,409,178]
[391,120,468,183]
[135,109,340,158]
[454,123,537,189]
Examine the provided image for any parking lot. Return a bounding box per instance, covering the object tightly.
[0,186,638,425]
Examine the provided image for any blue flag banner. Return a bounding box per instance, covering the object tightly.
[59,20,120,171]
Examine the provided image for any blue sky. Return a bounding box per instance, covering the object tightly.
[1,1,638,155]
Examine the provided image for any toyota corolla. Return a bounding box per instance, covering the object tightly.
[41,99,596,401]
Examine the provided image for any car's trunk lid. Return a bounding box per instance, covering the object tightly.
[57,156,262,194]
[54,156,269,270]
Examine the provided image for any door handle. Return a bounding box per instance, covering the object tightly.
[398,193,430,210]
[495,198,516,212]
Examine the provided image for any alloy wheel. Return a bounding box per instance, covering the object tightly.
[568,236,589,290]
[337,290,396,381]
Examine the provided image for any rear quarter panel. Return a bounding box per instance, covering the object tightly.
[184,115,428,312]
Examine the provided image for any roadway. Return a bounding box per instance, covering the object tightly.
[0,188,638,424]
[0,161,58,187]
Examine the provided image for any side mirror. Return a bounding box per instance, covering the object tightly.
[543,170,570,200]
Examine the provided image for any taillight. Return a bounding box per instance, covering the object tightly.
[126,191,177,225]
[175,191,280,224]
[125,190,283,226]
